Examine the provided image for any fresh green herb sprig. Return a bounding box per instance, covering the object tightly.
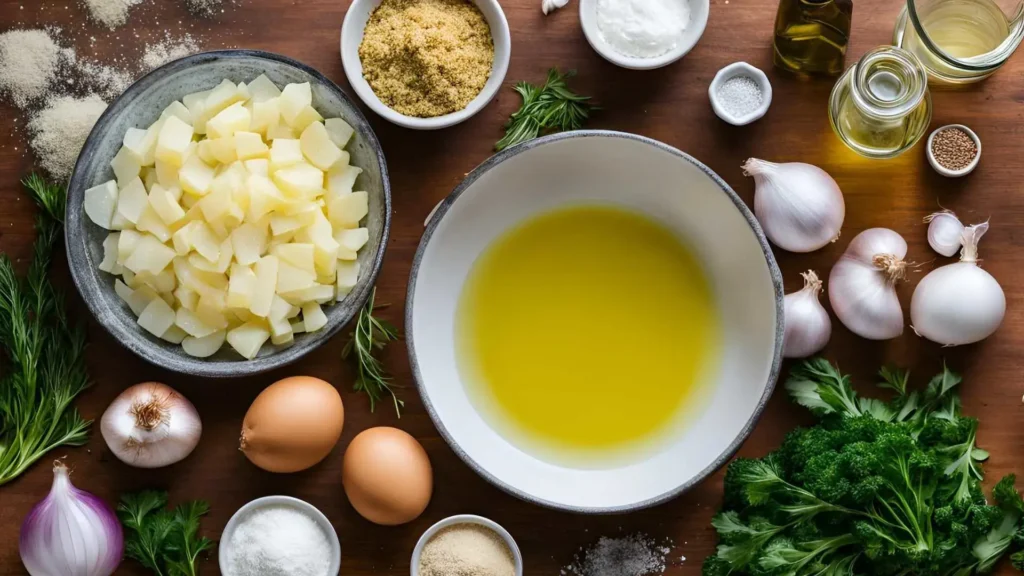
[343,287,402,416]
[495,68,596,151]
[118,491,215,576]
[0,175,91,486]
[704,358,1024,576]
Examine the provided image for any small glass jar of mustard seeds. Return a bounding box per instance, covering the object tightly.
[828,46,932,159]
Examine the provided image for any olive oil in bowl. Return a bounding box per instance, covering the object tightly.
[456,205,720,467]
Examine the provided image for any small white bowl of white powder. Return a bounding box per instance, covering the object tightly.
[579,0,709,70]
[709,62,773,126]
[220,496,341,576]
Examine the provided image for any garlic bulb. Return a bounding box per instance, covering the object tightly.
[912,222,1005,346]
[542,0,569,14]
[100,382,202,468]
[828,228,908,340]
[783,270,831,358]
[924,210,964,257]
[742,158,845,253]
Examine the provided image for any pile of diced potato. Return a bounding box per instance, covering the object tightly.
[82,75,370,360]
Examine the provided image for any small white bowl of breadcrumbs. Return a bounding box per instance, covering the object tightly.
[341,0,511,130]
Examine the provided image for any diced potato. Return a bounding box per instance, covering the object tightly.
[161,325,188,344]
[280,283,335,306]
[183,89,211,133]
[142,167,158,190]
[179,154,217,196]
[124,234,177,275]
[268,294,293,323]
[289,105,323,132]
[336,260,359,298]
[273,163,323,197]
[160,101,192,124]
[269,213,303,237]
[116,177,149,224]
[302,302,328,332]
[137,297,175,337]
[290,320,306,334]
[196,140,218,164]
[247,174,285,221]
[190,221,221,262]
[84,180,118,229]
[137,267,177,293]
[206,137,238,164]
[124,284,159,316]
[300,122,344,170]
[272,243,315,272]
[330,191,369,229]
[123,125,158,166]
[227,321,271,360]
[207,102,252,139]
[248,74,282,103]
[99,232,122,274]
[327,164,361,198]
[230,221,268,266]
[235,132,269,160]
[279,82,312,125]
[266,122,297,141]
[197,181,235,223]
[117,229,143,264]
[324,118,355,149]
[250,255,279,317]
[135,205,172,243]
[182,330,226,358]
[122,268,137,288]
[270,326,294,345]
[160,291,176,310]
[270,138,303,169]
[227,263,258,308]
[148,184,186,225]
[336,228,369,252]
[276,260,315,293]
[244,158,269,176]
[316,258,337,281]
[237,81,251,101]
[174,285,199,311]
[195,293,229,330]
[155,116,194,167]
[111,146,142,188]
[251,98,281,134]
[155,158,180,189]
[203,80,245,121]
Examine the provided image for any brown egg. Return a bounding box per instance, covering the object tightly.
[240,376,344,473]
[342,427,433,525]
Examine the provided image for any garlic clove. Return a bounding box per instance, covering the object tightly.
[783,270,831,358]
[924,210,964,258]
[542,0,570,14]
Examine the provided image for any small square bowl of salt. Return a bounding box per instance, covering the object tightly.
[709,62,773,126]
[219,496,342,576]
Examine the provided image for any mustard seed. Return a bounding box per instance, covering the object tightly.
[931,127,978,172]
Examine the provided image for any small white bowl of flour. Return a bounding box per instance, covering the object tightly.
[580,0,709,70]
[219,496,341,576]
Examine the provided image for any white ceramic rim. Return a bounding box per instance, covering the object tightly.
[927,124,981,177]
[340,0,511,130]
[708,62,773,126]
[410,514,524,576]
[406,130,785,513]
[578,0,710,70]
[218,496,342,576]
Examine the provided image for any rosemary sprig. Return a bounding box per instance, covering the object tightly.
[495,68,596,151]
[342,287,402,416]
[0,175,91,485]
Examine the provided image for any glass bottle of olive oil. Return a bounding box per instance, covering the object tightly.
[773,0,854,76]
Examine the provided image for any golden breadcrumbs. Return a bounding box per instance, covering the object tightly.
[359,0,494,118]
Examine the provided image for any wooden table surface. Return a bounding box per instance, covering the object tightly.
[2,0,1024,574]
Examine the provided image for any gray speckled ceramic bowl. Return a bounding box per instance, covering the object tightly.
[66,50,390,378]
[407,131,783,512]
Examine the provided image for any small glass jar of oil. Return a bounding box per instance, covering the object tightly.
[828,46,932,159]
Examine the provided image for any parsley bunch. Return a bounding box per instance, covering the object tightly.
[0,175,91,485]
[495,69,596,151]
[704,358,1024,576]
[118,491,215,576]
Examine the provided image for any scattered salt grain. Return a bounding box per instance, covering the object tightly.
[0,29,62,106]
[28,94,107,179]
[84,0,143,29]
[142,33,200,69]
[716,75,763,117]
[563,534,673,576]
[185,0,223,16]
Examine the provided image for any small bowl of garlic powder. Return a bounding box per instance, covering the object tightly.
[412,515,523,576]
[580,0,709,70]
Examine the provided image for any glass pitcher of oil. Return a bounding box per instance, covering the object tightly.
[894,0,1024,83]
[828,46,932,159]
[773,0,854,76]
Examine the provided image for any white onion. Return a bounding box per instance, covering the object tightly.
[101,382,202,468]
[924,210,964,257]
[742,158,845,253]
[911,222,1005,346]
[20,462,122,576]
[828,228,908,340]
[783,270,831,358]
